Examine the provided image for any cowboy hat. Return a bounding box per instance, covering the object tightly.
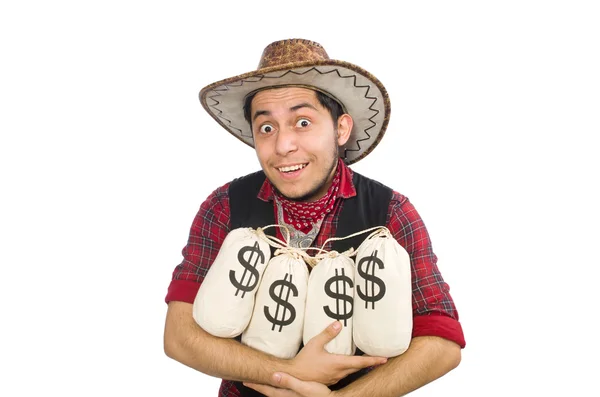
[199,38,391,165]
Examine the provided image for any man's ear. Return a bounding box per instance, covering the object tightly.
[336,114,353,146]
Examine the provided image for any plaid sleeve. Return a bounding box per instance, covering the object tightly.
[386,191,465,348]
[165,183,231,304]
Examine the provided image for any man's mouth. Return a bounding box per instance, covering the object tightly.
[277,163,308,173]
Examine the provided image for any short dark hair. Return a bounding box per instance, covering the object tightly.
[243,88,344,128]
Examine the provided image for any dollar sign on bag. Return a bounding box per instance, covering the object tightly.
[229,241,265,298]
[264,273,297,332]
[357,249,386,309]
[323,268,354,326]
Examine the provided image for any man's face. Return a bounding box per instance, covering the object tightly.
[250,87,351,202]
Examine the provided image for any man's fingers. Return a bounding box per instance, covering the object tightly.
[310,321,342,348]
[346,355,388,369]
[327,356,388,383]
[273,373,312,395]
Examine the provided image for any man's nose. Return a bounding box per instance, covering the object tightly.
[274,125,298,156]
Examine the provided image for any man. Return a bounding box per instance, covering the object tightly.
[164,38,465,397]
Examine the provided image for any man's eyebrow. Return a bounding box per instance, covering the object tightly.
[252,103,318,121]
[290,102,318,112]
[252,110,270,122]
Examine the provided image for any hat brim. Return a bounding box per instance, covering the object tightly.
[199,59,390,165]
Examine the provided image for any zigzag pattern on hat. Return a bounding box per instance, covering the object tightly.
[205,66,381,158]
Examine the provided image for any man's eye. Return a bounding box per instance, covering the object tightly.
[296,118,311,128]
[259,124,274,134]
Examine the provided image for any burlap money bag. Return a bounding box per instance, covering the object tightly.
[193,227,271,338]
[241,249,309,359]
[303,252,356,355]
[353,227,412,357]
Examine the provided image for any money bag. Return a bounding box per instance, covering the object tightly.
[303,252,356,355]
[241,249,309,359]
[353,228,412,357]
[193,227,271,338]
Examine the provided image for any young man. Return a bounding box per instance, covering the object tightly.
[164,38,465,397]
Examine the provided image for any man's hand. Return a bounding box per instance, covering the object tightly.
[245,372,334,397]
[289,321,387,385]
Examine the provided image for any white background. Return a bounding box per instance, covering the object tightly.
[1,1,599,396]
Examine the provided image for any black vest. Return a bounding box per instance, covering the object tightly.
[228,170,392,396]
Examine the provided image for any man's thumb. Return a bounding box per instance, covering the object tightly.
[315,321,342,346]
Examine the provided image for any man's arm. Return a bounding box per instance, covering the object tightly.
[245,336,460,397]
[164,302,387,385]
[164,301,290,384]
[335,336,460,397]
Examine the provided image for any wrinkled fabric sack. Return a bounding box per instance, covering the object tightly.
[242,250,309,359]
[353,228,412,357]
[304,252,356,355]
[193,227,271,338]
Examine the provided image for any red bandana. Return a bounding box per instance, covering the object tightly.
[273,166,341,234]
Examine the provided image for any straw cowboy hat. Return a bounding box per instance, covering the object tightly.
[199,38,391,165]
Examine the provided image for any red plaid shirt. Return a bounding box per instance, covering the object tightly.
[166,161,465,397]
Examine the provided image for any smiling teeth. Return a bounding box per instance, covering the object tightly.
[279,164,307,173]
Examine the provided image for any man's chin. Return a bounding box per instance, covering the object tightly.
[278,186,322,202]
[270,173,326,202]
[271,183,305,201]
[276,188,305,201]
